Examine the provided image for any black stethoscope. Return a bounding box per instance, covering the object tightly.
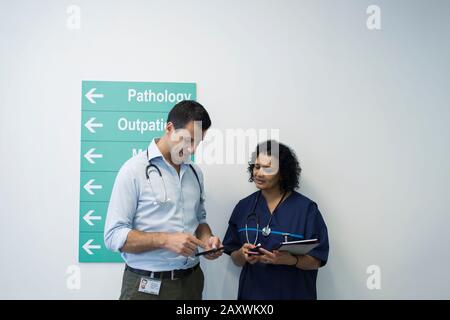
[145,150,202,205]
[245,190,287,245]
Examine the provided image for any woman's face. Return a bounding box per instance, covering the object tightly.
[252,153,281,191]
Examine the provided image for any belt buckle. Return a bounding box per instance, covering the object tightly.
[171,270,178,280]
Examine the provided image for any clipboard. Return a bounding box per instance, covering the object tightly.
[274,238,319,255]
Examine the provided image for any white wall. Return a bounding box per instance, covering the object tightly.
[1,0,449,299]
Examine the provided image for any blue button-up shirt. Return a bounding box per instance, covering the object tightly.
[104,139,207,271]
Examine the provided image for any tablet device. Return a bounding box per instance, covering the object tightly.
[195,247,225,256]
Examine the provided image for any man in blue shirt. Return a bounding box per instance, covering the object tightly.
[104,100,222,300]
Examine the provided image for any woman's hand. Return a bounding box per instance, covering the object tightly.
[258,248,297,266]
[239,243,261,265]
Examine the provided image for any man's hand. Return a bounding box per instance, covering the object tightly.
[202,236,223,260]
[163,232,206,257]
[258,248,297,266]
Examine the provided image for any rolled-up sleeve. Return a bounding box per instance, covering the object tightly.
[193,165,207,224]
[104,164,138,252]
[197,198,207,224]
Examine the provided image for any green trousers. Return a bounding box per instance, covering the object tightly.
[119,266,204,300]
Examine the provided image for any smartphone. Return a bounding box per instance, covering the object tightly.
[247,246,263,255]
[195,247,225,256]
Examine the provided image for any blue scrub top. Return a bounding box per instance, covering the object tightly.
[223,191,329,300]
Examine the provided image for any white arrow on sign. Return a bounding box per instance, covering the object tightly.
[82,239,101,255]
[84,117,103,133]
[83,179,103,195]
[83,210,102,226]
[85,88,104,104]
[84,148,103,164]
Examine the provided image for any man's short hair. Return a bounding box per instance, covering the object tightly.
[167,100,211,130]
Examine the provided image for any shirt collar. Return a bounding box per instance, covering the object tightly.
[147,138,163,161]
[146,138,190,167]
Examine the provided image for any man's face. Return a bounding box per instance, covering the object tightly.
[252,153,281,191]
[167,120,206,164]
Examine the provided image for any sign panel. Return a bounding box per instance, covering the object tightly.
[79,81,196,262]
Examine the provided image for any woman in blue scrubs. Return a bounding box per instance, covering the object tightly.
[223,140,329,300]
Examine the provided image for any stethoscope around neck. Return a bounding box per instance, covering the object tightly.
[145,150,202,205]
[145,160,170,204]
[245,190,287,245]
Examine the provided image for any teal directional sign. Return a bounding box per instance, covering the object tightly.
[79,80,196,262]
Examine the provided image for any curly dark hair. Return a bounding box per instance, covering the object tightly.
[247,140,301,192]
